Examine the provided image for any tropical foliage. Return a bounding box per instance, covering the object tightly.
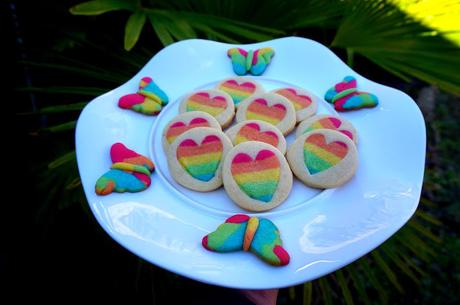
[17,0,460,304]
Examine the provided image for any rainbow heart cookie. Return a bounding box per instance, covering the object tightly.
[202,214,290,266]
[167,127,233,191]
[296,114,358,143]
[324,76,379,111]
[216,77,264,106]
[162,111,221,151]
[225,120,286,154]
[227,47,274,76]
[273,87,318,122]
[179,89,235,128]
[287,130,358,189]
[118,76,169,115]
[222,141,292,211]
[236,93,296,135]
[95,143,154,195]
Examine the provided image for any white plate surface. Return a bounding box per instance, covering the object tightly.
[75,37,426,289]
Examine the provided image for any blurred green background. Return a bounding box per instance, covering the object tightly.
[11,0,459,304]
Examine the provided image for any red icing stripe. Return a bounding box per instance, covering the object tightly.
[226,214,250,223]
[273,245,290,266]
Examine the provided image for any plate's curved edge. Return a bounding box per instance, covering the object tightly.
[75,36,427,289]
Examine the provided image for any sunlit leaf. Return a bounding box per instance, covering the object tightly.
[303,281,312,305]
[336,269,355,305]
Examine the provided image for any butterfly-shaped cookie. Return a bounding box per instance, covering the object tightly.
[95,143,154,195]
[324,76,378,111]
[227,47,274,76]
[202,214,290,266]
[118,77,169,115]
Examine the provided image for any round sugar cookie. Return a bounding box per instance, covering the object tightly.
[167,127,233,192]
[179,89,235,128]
[162,111,221,152]
[235,93,296,135]
[222,141,293,212]
[272,87,318,123]
[215,77,264,107]
[295,114,358,144]
[225,120,287,154]
[287,129,358,189]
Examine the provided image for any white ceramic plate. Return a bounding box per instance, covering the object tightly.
[75,37,426,289]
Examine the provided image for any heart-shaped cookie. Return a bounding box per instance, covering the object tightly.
[273,87,318,122]
[180,89,234,128]
[236,93,296,135]
[216,77,263,106]
[223,141,292,211]
[287,129,358,189]
[177,135,223,182]
[296,114,357,143]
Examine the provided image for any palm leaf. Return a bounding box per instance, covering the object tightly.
[69,0,138,15]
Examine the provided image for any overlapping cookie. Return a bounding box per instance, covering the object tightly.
[95,143,154,195]
[202,214,290,266]
[222,141,292,211]
[296,114,358,144]
[287,129,358,188]
[179,89,235,128]
[215,77,264,107]
[227,47,274,76]
[225,120,287,154]
[167,127,233,192]
[236,93,296,135]
[162,111,221,152]
[272,87,318,123]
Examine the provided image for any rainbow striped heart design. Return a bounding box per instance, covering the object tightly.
[275,88,312,111]
[177,135,223,182]
[305,117,354,140]
[218,80,257,105]
[235,123,279,147]
[166,118,210,144]
[304,134,348,175]
[186,92,227,116]
[231,150,280,202]
[246,98,286,125]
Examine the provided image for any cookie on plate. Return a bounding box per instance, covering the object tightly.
[235,93,296,135]
[296,114,358,144]
[162,111,221,152]
[179,89,235,128]
[202,214,290,266]
[167,127,233,192]
[272,87,318,123]
[287,129,358,189]
[222,141,292,212]
[215,77,264,107]
[225,120,286,154]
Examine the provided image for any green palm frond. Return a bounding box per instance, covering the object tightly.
[331,0,460,94]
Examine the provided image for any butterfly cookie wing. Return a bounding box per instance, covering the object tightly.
[250,47,274,76]
[249,218,290,266]
[227,48,249,76]
[202,214,249,252]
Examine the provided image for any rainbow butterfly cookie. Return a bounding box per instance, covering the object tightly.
[179,89,235,128]
[324,76,379,111]
[272,87,318,123]
[236,93,296,135]
[202,214,290,266]
[222,141,292,211]
[95,143,154,195]
[225,120,287,154]
[162,111,221,152]
[296,114,358,144]
[118,77,169,115]
[287,129,358,189]
[167,127,233,192]
[227,47,275,76]
[215,77,264,107]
